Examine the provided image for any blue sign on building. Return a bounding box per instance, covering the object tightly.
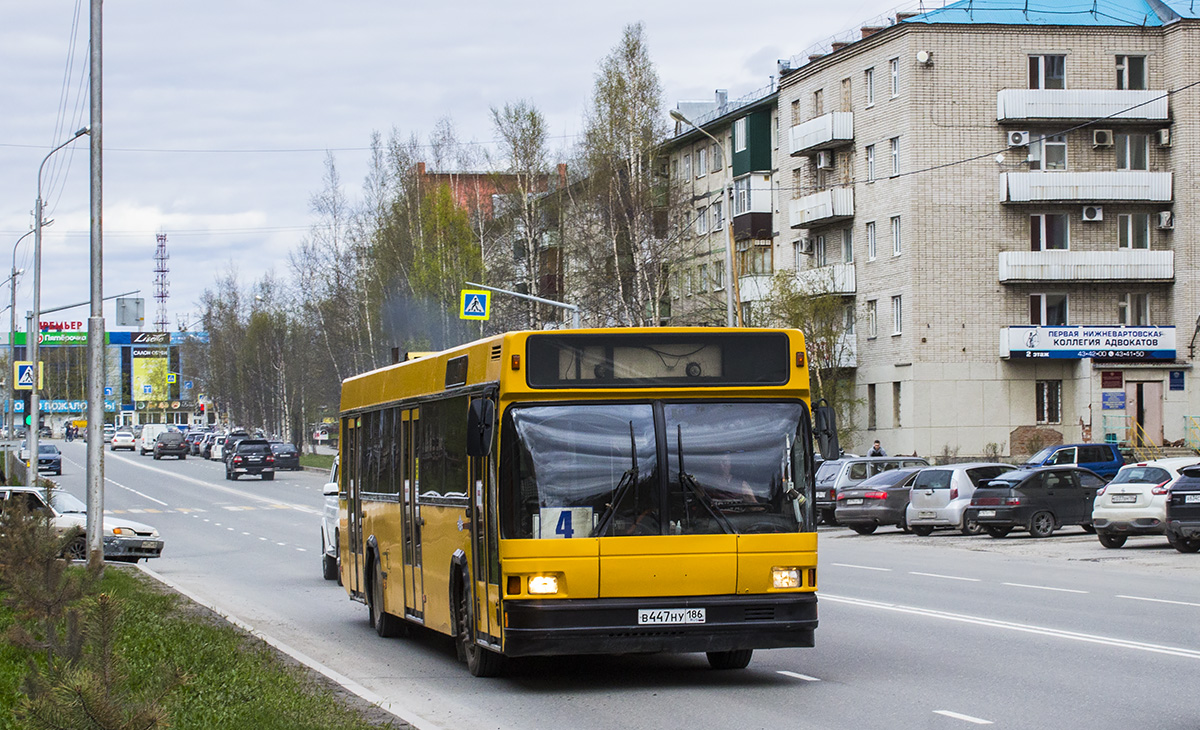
[1170,370,1185,391]
[1102,392,1127,410]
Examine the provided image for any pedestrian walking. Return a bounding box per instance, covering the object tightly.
[867,439,887,457]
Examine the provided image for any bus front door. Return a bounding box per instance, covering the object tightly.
[402,409,424,620]
[468,448,498,644]
[346,417,364,598]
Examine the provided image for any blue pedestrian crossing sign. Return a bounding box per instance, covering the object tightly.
[167,372,177,384]
[460,289,491,321]
[14,361,41,390]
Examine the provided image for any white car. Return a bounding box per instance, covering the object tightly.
[110,430,136,451]
[321,457,341,583]
[0,486,163,562]
[907,463,1018,535]
[1092,457,1200,548]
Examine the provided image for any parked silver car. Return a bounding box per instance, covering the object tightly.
[0,486,163,562]
[814,455,928,524]
[907,463,1017,536]
[1092,457,1200,548]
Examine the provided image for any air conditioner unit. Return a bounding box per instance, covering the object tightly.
[1082,205,1104,222]
[815,150,834,170]
[1158,210,1174,230]
[798,237,814,255]
[1008,131,1030,147]
[1093,129,1114,147]
[1157,128,1172,147]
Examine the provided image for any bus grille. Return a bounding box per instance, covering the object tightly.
[491,344,502,360]
[743,607,776,621]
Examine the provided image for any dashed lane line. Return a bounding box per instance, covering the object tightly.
[934,710,993,725]
[777,670,820,681]
[108,455,319,515]
[909,571,981,582]
[831,563,892,571]
[1117,594,1200,609]
[1003,582,1088,594]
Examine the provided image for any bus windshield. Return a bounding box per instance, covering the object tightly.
[502,401,811,538]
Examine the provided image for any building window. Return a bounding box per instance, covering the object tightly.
[696,207,709,235]
[733,177,750,215]
[1116,132,1149,171]
[890,137,900,177]
[1030,293,1068,326]
[713,259,725,290]
[1118,293,1150,325]
[813,88,824,117]
[865,67,875,106]
[1116,55,1147,90]
[1031,214,1069,251]
[685,268,694,297]
[711,200,723,230]
[1029,54,1066,89]
[671,158,679,180]
[844,302,856,334]
[891,216,901,256]
[842,227,853,263]
[698,263,709,293]
[738,240,773,276]
[683,154,692,180]
[733,118,747,153]
[1118,213,1150,249]
[867,383,877,430]
[1029,134,1067,170]
[673,270,681,299]
[815,235,827,267]
[1036,380,1062,424]
[890,58,900,97]
[696,147,707,178]
[866,144,876,181]
[867,221,877,260]
[892,382,902,428]
[867,299,878,338]
[891,295,902,335]
[710,143,721,172]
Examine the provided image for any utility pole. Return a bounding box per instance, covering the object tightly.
[85,0,105,570]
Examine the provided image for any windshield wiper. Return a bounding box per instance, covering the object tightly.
[677,425,735,534]
[591,421,639,537]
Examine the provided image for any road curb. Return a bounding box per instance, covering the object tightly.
[136,563,438,730]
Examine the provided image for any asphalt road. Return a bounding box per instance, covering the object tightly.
[48,441,1200,730]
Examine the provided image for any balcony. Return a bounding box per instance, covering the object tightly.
[1000,172,1172,203]
[998,250,1174,283]
[790,187,854,228]
[789,112,854,156]
[796,262,856,295]
[997,89,1169,122]
[809,332,858,369]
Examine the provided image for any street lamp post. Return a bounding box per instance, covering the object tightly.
[669,109,741,327]
[8,230,33,444]
[28,126,89,488]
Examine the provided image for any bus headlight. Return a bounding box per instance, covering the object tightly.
[772,568,801,589]
[527,575,559,595]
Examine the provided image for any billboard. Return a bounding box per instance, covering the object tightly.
[1001,326,1176,360]
[132,346,169,401]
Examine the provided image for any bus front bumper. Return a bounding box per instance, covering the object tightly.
[501,593,817,657]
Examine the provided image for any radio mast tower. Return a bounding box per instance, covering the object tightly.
[154,233,170,332]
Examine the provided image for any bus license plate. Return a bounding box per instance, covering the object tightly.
[844,498,864,505]
[1186,494,1200,504]
[638,608,705,625]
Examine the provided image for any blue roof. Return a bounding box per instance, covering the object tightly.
[902,0,1200,27]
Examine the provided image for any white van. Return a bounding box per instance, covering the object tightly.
[138,424,172,455]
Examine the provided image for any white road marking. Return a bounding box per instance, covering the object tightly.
[777,670,820,681]
[934,710,993,725]
[1117,594,1200,609]
[823,593,1200,659]
[831,562,892,571]
[1003,582,1087,594]
[103,477,169,506]
[909,571,980,582]
[110,456,319,514]
[296,548,307,552]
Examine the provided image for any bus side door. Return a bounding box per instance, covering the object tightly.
[402,408,424,620]
[468,396,501,645]
[345,416,364,598]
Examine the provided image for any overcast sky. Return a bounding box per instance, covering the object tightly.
[0,0,919,333]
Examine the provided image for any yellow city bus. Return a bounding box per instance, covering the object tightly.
[336,327,838,676]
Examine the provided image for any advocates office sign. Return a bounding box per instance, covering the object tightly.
[1002,326,1175,360]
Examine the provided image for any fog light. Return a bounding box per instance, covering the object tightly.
[527,575,559,595]
[773,568,801,589]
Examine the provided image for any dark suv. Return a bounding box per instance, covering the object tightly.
[153,431,188,460]
[1165,465,1200,553]
[226,439,275,481]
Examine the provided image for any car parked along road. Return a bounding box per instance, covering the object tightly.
[1091,457,1200,548]
[966,466,1106,538]
[906,463,1016,536]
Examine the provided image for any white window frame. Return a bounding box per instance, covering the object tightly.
[844,302,856,334]
[1118,292,1150,325]
[711,200,723,230]
[889,58,900,97]
[1030,293,1069,326]
[1029,54,1066,90]
[866,221,877,261]
[891,295,902,335]
[1036,380,1063,424]
[1118,213,1150,249]
[682,154,692,180]
[1116,132,1149,171]
[1116,55,1147,90]
[696,147,707,178]
[890,137,899,177]
[733,177,750,216]
[866,144,876,182]
[710,143,721,172]
[1029,133,1067,171]
[891,216,902,256]
[815,235,827,267]
[698,263,709,293]
[1030,213,1070,251]
[713,259,725,291]
[842,227,853,263]
[867,299,878,338]
[733,118,747,153]
[865,67,875,106]
[696,206,709,235]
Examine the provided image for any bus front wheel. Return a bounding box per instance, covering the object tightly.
[707,649,753,670]
[455,577,503,677]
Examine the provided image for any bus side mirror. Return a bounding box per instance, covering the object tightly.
[813,401,840,462]
[467,398,496,457]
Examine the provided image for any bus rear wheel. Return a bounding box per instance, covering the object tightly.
[707,649,753,670]
[456,578,503,677]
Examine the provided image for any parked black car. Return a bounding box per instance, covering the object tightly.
[153,431,189,460]
[834,467,922,534]
[1165,464,1200,553]
[965,466,1105,538]
[222,432,251,463]
[269,441,301,471]
[226,439,275,481]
